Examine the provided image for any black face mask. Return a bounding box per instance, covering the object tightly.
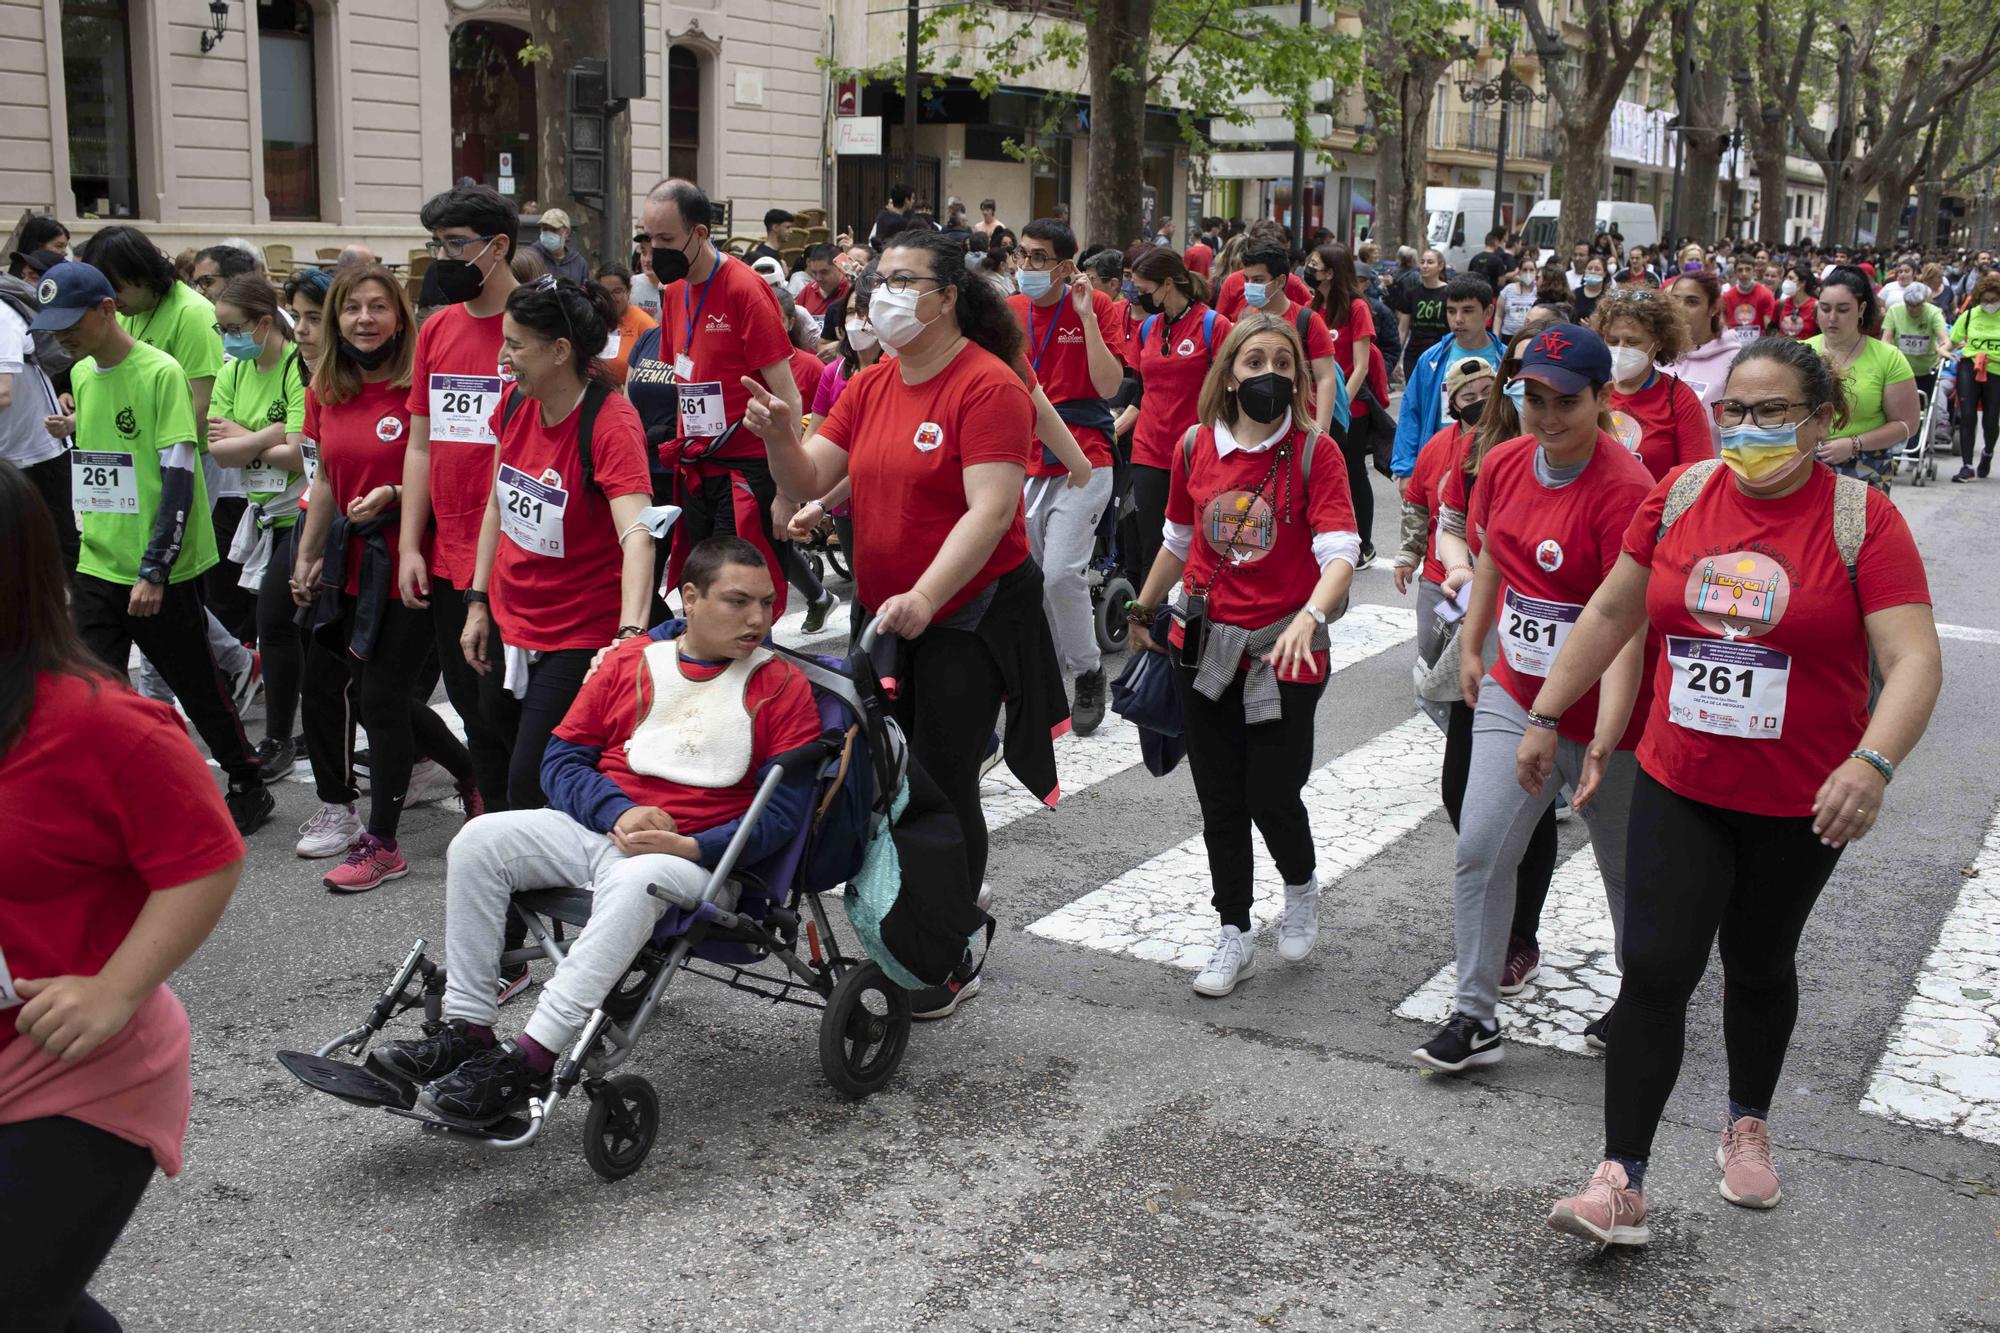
[430,258,485,305]
[1132,289,1161,316]
[337,334,402,371]
[650,233,702,286]
[1454,398,1486,426]
[1235,372,1293,424]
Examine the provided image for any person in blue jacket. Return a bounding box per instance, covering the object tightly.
[1391,277,1503,478]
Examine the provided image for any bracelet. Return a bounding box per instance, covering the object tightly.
[1849,748,1895,783]
[1525,709,1561,731]
[463,589,489,606]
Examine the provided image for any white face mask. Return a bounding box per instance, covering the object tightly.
[1983,302,2000,316]
[1781,279,1799,299]
[1608,345,1652,382]
[868,286,938,350]
[845,318,879,352]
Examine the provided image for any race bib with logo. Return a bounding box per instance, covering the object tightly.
[300,438,319,490]
[677,381,726,437]
[496,464,568,557]
[1898,332,1930,357]
[242,458,289,493]
[72,450,139,513]
[428,374,504,445]
[1499,586,1581,677]
[1665,635,1790,739]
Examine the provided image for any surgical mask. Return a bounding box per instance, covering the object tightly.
[539,230,564,256]
[222,329,264,362]
[1121,279,1139,303]
[1453,397,1486,426]
[1736,276,1754,291]
[337,333,402,372]
[1503,379,1527,414]
[1016,268,1054,299]
[650,234,701,286]
[1234,372,1292,424]
[1983,302,2000,316]
[1583,275,1604,291]
[1608,345,1651,382]
[1781,279,1799,300]
[431,257,487,305]
[868,286,937,350]
[845,319,878,352]
[1243,281,1270,309]
[1720,421,1814,486]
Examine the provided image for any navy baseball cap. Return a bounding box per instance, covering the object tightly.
[28,260,117,331]
[1513,322,1611,395]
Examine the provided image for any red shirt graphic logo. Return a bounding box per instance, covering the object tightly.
[1535,538,1564,572]
[376,415,405,442]
[913,421,944,452]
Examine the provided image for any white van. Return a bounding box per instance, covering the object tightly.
[1521,200,1659,267]
[1424,188,1496,273]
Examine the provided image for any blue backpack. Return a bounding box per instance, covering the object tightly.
[1139,308,1220,362]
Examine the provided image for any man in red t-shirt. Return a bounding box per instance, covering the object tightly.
[796,244,851,344]
[368,537,823,1126]
[1719,271,1777,346]
[1237,240,1344,435]
[1183,240,1214,277]
[642,178,804,618]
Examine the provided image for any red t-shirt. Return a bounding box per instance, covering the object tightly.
[1322,297,1381,395]
[1622,463,1931,815]
[1183,243,1215,277]
[817,344,1034,618]
[799,278,849,320]
[658,253,795,462]
[553,640,823,833]
[1467,433,1656,748]
[1009,286,1124,474]
[407,304,509,586]
[1607,371,1716,483]
[787,347,825,404]
[1215,270,1313,320]
[0,674,242,1054]
[307,380,428,596]
[1776,296,1819,340]
[1165,420,1358,679]
[1721,283,1777,343]
[1405,421,1473,586]
[1129,303,1233,469]
[484,388,654,652]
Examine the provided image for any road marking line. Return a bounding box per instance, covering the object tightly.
[1861,805,2000,1147]
[1937,622,2000,646]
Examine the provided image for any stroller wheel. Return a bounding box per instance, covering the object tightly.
[826,540,851,582]
[600,959,657,1022]
[583,1074,659,1181]
[818,962,911,1099]
[805,551,826,586]
[1095,576,1136,654]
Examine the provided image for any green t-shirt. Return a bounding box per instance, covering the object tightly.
[1882,301,1947,375]
[120,281,223,400]
[72,340,216,585]
[1949,304,2000,359]
[210,346,308,526]
[1808,334,1914,443]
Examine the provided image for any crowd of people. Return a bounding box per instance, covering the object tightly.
[0,179,1964,1328]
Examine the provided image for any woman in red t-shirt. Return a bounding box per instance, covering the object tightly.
[291,265,477,892]
[1775,264,1820,340]
[1527,338,1942,1248]
[745,231,1067,1012]
[1413,323,1656,1077]
[1124,314,1361,999]
[0,465,243,1330]
[1126,247,1233,586]
[460,278,656,811]
[1592,289,1717,477]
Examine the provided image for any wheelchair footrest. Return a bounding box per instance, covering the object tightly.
[384,1106,533,1141]
[277,1050,416,1111]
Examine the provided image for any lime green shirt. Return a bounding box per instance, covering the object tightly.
[120,281,223,396]
[73,340,216,585]
[1882,301,1947,375]
[1808,334,1914,443]
[1949,304,2000,359]
[210,347,308,526]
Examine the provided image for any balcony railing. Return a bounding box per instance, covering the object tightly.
[1433,112,1556,161]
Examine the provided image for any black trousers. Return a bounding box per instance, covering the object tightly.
[426,576,513,811]
[1340,412,1375,552]
[477,646,596,810]
[676,458,825,603]
[893,624,1007,887]
[72,572,259,786]
[24,453,79,571]
[256,525,303,742]
[203,496,257,644]
[1959,368,2000,466]
[0,1115,156,1333]
[1129,463,1171,590]
[1604,770,1844,1161]
[1174,661,1324,930]
[1442,699,1558,946]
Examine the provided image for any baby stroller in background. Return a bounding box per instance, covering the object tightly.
[1091,426,1138,656]
[1900,353,1954,488]
[794,509,851,588]
[277,619,918,1181]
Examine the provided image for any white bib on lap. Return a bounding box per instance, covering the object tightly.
[624,641,773,788]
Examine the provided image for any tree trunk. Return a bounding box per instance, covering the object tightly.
[1553,113,1608,256]
[528,1,609,267]
[1680,131,1726,244]
[1357,0,1447,254]
[1916,179,1945,251]
[1087,0,1157,250]
[1750,119,1788,244]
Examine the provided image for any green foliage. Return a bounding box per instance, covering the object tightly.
[517,39,552,66]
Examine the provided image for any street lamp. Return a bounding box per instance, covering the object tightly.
[1453,0,1552,234]
[1726,71,1752,242]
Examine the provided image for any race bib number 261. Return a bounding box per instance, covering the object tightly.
[429,374,503,446]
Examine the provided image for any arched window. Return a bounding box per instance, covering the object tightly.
[667,46,702,183]
[259,0,320,219]
[62,0,139,217]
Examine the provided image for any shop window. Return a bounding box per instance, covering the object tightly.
[62,0,139,217]
[260,0,320,219]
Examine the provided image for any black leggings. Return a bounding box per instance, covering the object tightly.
[257,525,304,741]
[1443,699,1558,946]
[1174,662,1324,931]
[0,1115,156,1333]
[204,496,257,644]
[893,624,1007,887]
[477,646,596,810]
[1959,367,2000,466]
[1604,770,1844,1160]
[426,577,513,812]
[1340,412,1375,552]
[1129,463,1171,588]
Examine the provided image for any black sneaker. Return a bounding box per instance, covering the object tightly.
[419,1039,549,1125]
[1357,541,1378,570]
[803,589,840,635]
[368,1018,492,1085]
[1955,465,1976,482]
[1585,1004,1615,1052]
[1071,669,1107,737]
[255,736,296,783]
[910,955,983,1021]
[226,779,274,835]
[1981,450,1994,479]
[496,961,532,1006]
[1412,1012,1504,1072]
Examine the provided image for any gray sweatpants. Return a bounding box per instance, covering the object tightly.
[1451,678,1636,1024]
[441,809,711,1051]
[1414,577,1451,730]
[1023,466,1112,678]
[136,608,251,702]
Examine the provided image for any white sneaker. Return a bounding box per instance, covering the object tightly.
[1277,876,1320,962]
[1192,925,1256,997]
[296,802,362,858]
[404,758,456,807]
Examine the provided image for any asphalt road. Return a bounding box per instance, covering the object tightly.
[90,460,2000,1332]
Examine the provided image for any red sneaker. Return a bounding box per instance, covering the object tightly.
[1500,936,1542,995]
[1548,1161,1650,1247]
[322,833,408,893]
[458,779,486,826]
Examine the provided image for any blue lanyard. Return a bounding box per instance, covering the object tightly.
[1028,288,1069,373]
[680,248,722,360]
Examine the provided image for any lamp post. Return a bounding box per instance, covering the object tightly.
[1725,72,1752,243]
[1454,0,1551,235]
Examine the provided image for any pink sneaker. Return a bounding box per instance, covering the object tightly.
[322,833,408,893]
[1548,1161,1650,1247]
[1500,936,1541,995]
[1718,1116,1782,1209]
[457,779,486,826]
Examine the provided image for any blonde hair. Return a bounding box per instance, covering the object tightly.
[1196,313,1315,431]
[313,265,415,405]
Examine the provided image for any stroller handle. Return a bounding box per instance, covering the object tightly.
[857,612,890,654]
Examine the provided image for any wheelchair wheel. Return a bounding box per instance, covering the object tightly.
[818,962,911,1099]
[1095,576,1135,654]
[600,960,656,1022]
[826,539,851,582]
[583,1074,659,1181]
[805,550,826,586]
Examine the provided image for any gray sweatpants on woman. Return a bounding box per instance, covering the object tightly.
[441,809,711,1052]
[1023,467,1112,678]
[1451,677,1637,1024]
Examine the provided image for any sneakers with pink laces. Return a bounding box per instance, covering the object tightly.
[1548,1161,1650,1247]
[1718,1116,1782,1209]
[1500,935,1541,995]
[322,833,408,893]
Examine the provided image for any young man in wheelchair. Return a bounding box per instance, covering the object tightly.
[370,536,824,1124]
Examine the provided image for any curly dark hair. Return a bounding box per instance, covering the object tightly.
[878,230,1023,366]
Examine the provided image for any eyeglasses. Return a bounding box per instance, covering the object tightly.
[1017,252,1066,271]
[1712,398,1812,428]
[216,321,257,336]
[872,272,947,294]
[424,234,499,260]
[532,274,579,345]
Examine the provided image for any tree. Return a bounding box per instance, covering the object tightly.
[1748,0,1819,244]
[1522,0,1673,255]
[1670,0,1750,244]
[1355,0,1469,251]
[524,2,615,267]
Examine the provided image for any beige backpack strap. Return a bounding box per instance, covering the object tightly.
[1831,472,1869,582]
[1657,458,1724,541]
[1181,424,1200,472]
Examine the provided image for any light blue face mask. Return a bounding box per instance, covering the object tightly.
[1504,378,1527,413]
[1243,281,1270,309]
[539,230,564,256]
[1016,268,1055,299]
[222,330,263,362]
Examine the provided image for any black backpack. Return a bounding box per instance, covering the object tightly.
[497,380,612,493]
[0,274,75,377]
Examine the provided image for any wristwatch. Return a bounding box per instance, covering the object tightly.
[614,625,646,641]
[139,567,168,585]
[463,588,490,605]
[1304,604,1328,627]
